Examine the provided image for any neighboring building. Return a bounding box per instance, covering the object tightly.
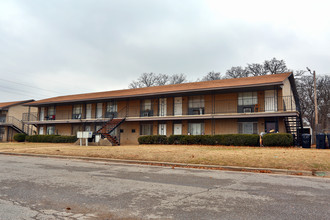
[0,100,36,141]
[24,72,303,145]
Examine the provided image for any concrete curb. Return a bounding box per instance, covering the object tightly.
[0,152,329,178]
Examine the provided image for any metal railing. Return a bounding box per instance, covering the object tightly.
[22,96,297,121]
[0,116,35,135]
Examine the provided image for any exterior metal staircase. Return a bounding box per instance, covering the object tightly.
[284,114,303,145]
[0,116,35,136]
[96,118,126,145]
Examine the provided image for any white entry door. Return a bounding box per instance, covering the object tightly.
[86,104,92,119]
[96,103,103,118]
[174,97,182,116]
[39,127,44,135]
[265,90,278,112]
[158,124,166,135]
[173,124,182,135]
[40,107,45,121]
[159,98,167,116]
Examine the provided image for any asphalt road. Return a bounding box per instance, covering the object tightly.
[0,155,329,220]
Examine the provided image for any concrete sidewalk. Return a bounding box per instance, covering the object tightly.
[1,151,329,178]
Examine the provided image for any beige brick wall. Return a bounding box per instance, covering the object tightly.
[214,93,238,113]
[56,105,72,120]
[55,124,72,135]
[167,97,174,116]
[7,105,37,120]
[214,119,238,134]
[120,121,140,144]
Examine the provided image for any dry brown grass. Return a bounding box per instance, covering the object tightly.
[0,142,329,171]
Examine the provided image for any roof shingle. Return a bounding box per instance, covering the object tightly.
[28,72,292,105]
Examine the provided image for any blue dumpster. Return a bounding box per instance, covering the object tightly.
[301,134,311,148]
[316,133,326,149]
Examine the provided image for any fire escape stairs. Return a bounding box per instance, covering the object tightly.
[96,118,125,146]
[284,114,303,145]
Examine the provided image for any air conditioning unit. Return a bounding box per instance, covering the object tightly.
[243,107,252,113]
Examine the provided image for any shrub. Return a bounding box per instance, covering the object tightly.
[262,133,293,147]
[138,135,167,144]
[14,133,27,142]
[166,134,258,146]
[25,135,77,143]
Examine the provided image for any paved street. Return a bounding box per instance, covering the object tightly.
[0,154,329,220]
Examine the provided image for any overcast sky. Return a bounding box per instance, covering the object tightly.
[0,0,329,102]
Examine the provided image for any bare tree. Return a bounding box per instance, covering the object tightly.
[296,75,330,132]
[156,74,170,86]
[129,73,187,88]
[225,66,249,78]
[264,58,289,74]
[169,73,187,84]
[129,72,159,88]
[246,63,267,76]
[201,71,221,81]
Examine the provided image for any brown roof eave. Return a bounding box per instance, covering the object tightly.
[26,81,283,106]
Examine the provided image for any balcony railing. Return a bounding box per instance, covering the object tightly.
[0,116,35,135]
[22,96,298,122]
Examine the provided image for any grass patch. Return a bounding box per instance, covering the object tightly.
[0,142,329,171]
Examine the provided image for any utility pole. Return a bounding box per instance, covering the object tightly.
[307,67,319,133]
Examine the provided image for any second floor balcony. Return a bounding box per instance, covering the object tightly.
[22,96,299,123]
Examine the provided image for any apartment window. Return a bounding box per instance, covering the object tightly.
[0,114,6,123]
[238,92,258,106]
[47,106,56,120]
[238,122,258,134]
[188,122,204,135]
[106,101,117,118]
[0,127,5,141]
[158,123,166,135]
[141,99,153,117]
[39,127,44,135]
[72,104,82,119]
[46,125,55,135]
[189,96,204,115]
[140,123,153,135]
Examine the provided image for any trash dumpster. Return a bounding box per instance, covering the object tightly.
[316,133,326,149]
[301,134,311,148]
[327,133,330,149]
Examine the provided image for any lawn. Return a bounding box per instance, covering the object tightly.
[0,142,329,171]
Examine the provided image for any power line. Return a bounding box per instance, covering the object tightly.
[0,85,50,99]
[0,78,65,95]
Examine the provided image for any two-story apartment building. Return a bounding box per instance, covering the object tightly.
[0,100,36,141]
[24,72,302,145]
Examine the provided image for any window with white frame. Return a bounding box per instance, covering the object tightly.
[46,125,55,135]
[141,99,153,117]
[140,123,153,135]
[158,123,166,135]
[238,122,258,134]
[238,92,258,106]
[188,96,205,115]
[47,106,55,120]
[106,101,117,113]
[188,122,204,135]
[72,104,82,119]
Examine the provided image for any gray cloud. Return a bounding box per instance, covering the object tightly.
[0,0,329,102]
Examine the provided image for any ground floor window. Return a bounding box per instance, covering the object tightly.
[140,123,153,135]
[238,122,258,134]
[0,127,5,140]
[188,122,204,135]
[39,126,44,135]
[158,123,166,135]
[46,126,55,135]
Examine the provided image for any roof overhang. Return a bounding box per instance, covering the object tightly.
[26,82,284,107]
